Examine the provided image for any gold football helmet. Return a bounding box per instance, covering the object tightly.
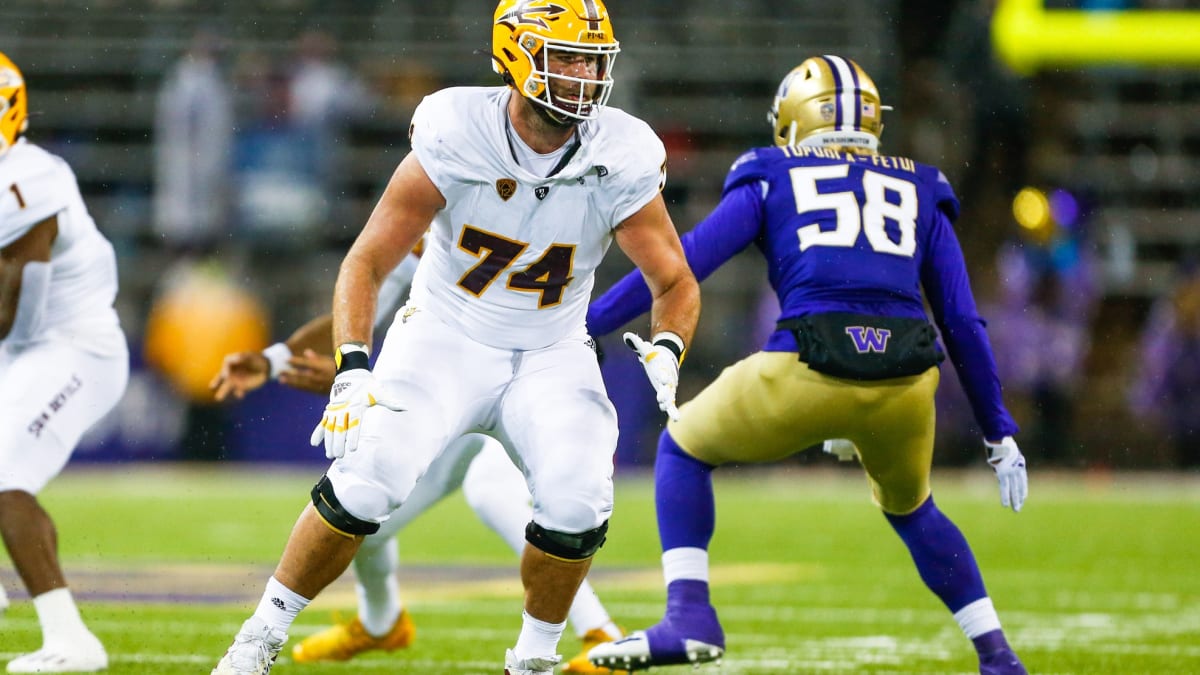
[492,0,619,122]
[768,55,886,152]
[0,51,29,157]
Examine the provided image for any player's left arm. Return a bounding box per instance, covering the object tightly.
[614,192,700,350]
[921,209,1026,511]
[613,193,700,420]
[588,182,761,336]
[0,215,57,340]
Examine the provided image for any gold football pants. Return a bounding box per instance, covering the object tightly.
[669,351,939,515]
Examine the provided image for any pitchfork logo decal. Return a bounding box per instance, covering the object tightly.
[846,326,891,353]
[499,1,567,30]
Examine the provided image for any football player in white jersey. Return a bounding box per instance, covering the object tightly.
[210,247,626,673]
[0,51,129,674]
[211,1,699,674]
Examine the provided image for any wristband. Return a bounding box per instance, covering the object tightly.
[335,342,370,374]
[262,342,293,380]
[651,331,686,364]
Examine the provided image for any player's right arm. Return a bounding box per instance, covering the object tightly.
[311,152,443,459]
[332,152,443,351]
[0,215,57,341]
[209,314,336,401]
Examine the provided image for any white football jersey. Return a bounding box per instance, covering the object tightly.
[408,86,666,350]
[0,139,123,354]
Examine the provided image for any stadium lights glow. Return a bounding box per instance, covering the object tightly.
[993,0,1200,74]
[1013,186,1052,235]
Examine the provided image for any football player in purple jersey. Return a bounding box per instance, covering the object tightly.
[587,55,1028,674]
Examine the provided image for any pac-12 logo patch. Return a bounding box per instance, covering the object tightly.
[496,178,517,201]
[535,186,550,200]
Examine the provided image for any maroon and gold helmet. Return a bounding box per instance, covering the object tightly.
[0,51,29,157]
[492,0,620,122]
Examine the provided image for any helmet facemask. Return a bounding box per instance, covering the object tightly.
[520,35,617,122]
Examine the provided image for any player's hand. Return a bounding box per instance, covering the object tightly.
[310,370,406,459]
[209,351,269,402]
[279,349,337,395]
[623,331,681,422]
[822,438,858,462]
[984,436,1028,512]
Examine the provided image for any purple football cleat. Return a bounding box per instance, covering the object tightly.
[588,584,725,671]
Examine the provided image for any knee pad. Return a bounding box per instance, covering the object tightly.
[311,474,381,537]
[525,520,608,561]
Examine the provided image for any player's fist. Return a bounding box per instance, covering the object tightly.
[623,331,682,422]
[984,436,1028,513]
[310,370,406,459]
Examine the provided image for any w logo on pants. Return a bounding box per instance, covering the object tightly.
[845,326,891,353]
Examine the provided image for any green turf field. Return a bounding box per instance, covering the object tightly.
[1,464,1197,674]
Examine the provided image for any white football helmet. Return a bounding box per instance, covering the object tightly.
[492,0,620,122]
[768,55,886,152]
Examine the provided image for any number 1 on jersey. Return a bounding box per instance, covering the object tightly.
[8,183,25,209]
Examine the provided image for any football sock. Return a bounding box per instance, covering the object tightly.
[32,588,91,643]
[955,597,1004,640]
[353,537,403,637]
[0,582,8,611]
[254,576,310,634]
[513,610,566,661]
[884,496,993,622]
[662,547,709,585]
[654,430,716,551]
[567,579,618,639]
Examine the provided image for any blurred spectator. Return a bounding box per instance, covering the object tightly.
[1129,261,1200,469]
[153,28,234,255]
[984,189,1101,464]
[231,49,324,245]
[286,29,376,232]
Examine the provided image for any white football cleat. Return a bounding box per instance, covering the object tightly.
[504,648,562,675]
[6,632,108,673]
[211,617,287,675]
[0,584,8,614]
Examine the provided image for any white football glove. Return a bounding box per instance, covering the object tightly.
[623,331,682,422]
[822,438,858,462]
[310,369,405,459]
[984,436,1028,513]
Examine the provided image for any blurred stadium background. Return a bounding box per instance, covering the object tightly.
[1,0,1199,469]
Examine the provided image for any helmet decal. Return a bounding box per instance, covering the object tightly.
[581,0,603,31]
[500,1,566,31]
